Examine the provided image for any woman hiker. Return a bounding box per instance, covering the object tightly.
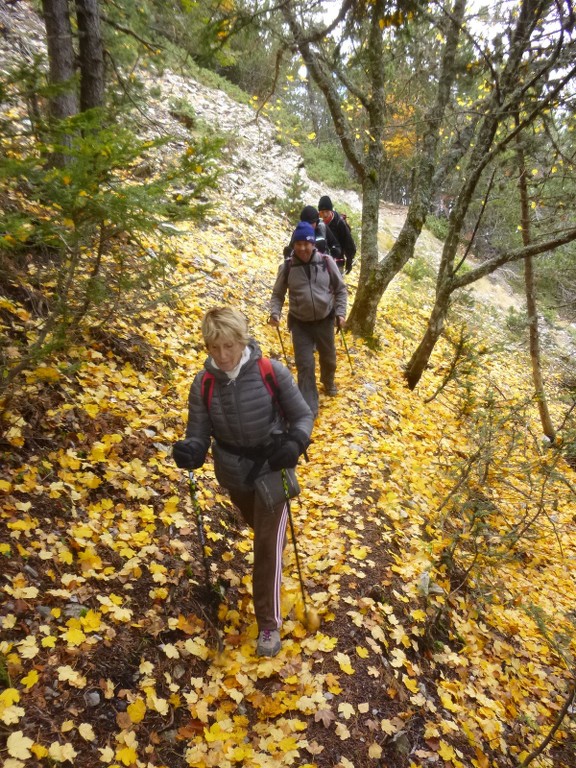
[172,307,314,657]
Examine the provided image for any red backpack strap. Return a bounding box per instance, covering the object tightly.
[258,357,285,419]
[202,360,284,419]
[201,371,215,410]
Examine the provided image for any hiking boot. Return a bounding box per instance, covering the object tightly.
[325,384,338,396]
[257,629,281,657]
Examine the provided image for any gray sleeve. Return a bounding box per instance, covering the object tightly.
[270,262,289,318]
[327,256,348,317]
[183,371,213,454]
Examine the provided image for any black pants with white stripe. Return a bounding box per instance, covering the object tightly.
[229,488,288,632]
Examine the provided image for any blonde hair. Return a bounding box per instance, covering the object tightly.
[201,307,251,347]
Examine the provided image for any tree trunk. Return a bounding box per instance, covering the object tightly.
[75,0,105,111]
[348,0,466,337]
[305,77,320,137]
[348,206,427,336]
[41,0,78,121]
[516,117,556,441]
[405,290,451,390]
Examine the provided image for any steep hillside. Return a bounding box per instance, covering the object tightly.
[1,4,576,768]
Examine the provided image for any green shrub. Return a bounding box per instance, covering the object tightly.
[0,94,223,393]
[301,141,358,190]
[505,307,529,335]
[403,255,436,282]
[278,171,309,221]
[426,215,450,241]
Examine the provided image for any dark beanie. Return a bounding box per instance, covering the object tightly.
[292,221,316,243]
[300,205,319,223]
[318,195,333,211]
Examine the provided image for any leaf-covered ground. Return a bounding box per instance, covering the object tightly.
[2,202,576,768]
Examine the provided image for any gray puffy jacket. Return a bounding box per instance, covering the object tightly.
[270,250,347,323]
[184,341,314,492]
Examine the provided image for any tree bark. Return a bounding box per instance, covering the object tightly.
[282,0,466,338]
[403,0,576,389]
[405,289,452,390]
[75,0,105,111]
[347,0,467,336]
[41,0,78,121]
[516,116,556,441]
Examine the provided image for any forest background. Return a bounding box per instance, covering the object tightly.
[1,1,576,767]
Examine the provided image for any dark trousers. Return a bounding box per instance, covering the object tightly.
[290,315,336,417]
[229,488,288,632]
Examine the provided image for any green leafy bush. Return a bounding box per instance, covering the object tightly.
[301,141,358,190]
[0,85,223,392]
[426,215,450,242]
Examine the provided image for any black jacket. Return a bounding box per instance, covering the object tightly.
[326,211,356,273]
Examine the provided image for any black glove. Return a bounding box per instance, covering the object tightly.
[172,440,205,469]
[268,440,300,471]
[288,428,310,454]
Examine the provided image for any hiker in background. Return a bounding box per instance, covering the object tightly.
[269,222,347,417]
[318,195,357,274]
[172,307,313,658]
[283,205,342,269]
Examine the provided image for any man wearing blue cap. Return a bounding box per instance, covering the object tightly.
[269,221,348,417]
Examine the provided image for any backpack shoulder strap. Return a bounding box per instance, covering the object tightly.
[202,359,284,418]
[258,357,285,419]
[258,357,279,399]
[201,371,215,410]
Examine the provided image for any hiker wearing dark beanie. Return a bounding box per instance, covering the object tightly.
[318,195,357,274]
[282,206,342,266]
[269,221,348,417]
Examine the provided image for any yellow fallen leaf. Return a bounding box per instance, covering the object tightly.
[57,665,87,688]
[381,718,399,735]
[20,669,39,689]
[161,643,180,659]
[127,697,147,724]
[368,742,383,758]
[438,740,457,761]
[17,636,40,659]
[99,745,115,762]
[402,674,419,693]
[335,722,351,739]
[338,702,355,719]
[116,745,138,766]
[389,648,407,668]
[63,627,87,646]
[48,741,77,762]
[334,652,354,674]
[7,730,34,759]
[31,744,49,759]
[78,722,96,741]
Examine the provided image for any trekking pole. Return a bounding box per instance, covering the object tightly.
[188,470,212,591]
[186,471,224,652]
[280,469,320,632]
[339,325,354,375]
[276,326,289,367]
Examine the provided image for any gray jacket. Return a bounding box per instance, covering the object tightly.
[184,341,313,491]
[270,250,347,323]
